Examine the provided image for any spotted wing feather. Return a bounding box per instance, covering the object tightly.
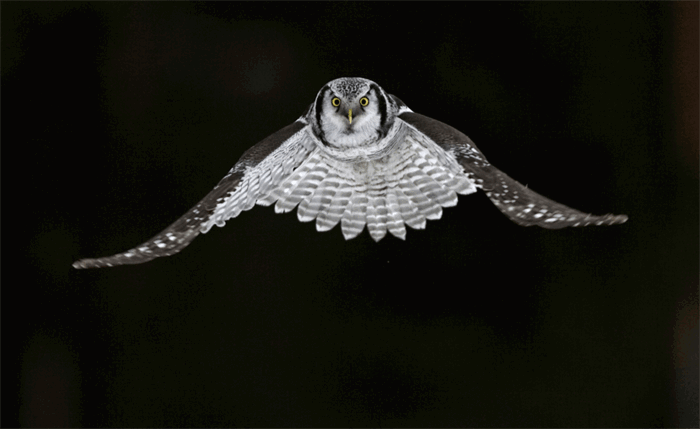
[72,121,309,269]
[397,110,628,228]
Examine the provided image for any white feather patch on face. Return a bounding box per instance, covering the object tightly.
[322,110,382,148]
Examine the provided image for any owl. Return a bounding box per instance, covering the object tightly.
[73,77,627,268]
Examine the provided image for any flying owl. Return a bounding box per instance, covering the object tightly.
[73,77,627,269]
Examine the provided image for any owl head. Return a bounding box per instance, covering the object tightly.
[310,77,397,149]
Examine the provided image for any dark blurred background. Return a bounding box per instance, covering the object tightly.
[3,2,697,427]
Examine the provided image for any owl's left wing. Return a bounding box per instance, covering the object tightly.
[394,100,628,229]
[73,120,315,269]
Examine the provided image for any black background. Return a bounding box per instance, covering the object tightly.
[3,2,698,427]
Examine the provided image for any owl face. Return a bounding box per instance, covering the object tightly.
[311,77,395,149]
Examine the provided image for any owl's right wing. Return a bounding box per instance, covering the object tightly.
[73,120,316,269]
[394,105,628,229]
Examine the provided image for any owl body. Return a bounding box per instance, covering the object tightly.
[73,77,627,269]
[242,120,477,241]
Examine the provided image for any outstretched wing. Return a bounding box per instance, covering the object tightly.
[395,106,628,229]
[73,120,313,269]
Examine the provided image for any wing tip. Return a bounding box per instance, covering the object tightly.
[583,213,628,227]
[72,258,111,269]
[72,250,150,269]
[607,213,629,225]
[554,212,629,229]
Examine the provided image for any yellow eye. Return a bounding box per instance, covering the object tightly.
[331,97,341,107]
[360,97,369,107]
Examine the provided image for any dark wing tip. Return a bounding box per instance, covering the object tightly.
[481,168,628,230]
[72,255,144,269]
[489,189,629,230]
[616,214,629,223]
[593,213,629,226]
[523,212,629,230]
[72,228,200,269]
[73,258,97,269]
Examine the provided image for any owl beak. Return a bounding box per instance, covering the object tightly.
[348,109,352,124]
